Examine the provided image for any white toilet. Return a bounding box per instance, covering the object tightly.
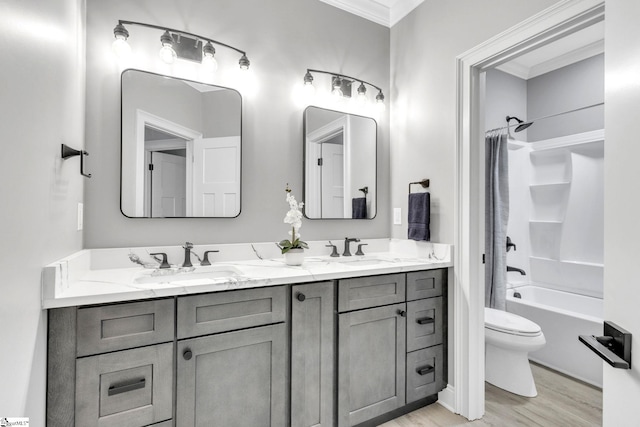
[484,307,546,397]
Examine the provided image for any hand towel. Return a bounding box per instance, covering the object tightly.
[408,192,430,241]
[352,197,367,219]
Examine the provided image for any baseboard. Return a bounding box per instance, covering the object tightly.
[437,384,455,412]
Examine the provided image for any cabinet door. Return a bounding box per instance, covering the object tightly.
[291,282,335,427]
[338,303,406,426]
[176,323,286,427]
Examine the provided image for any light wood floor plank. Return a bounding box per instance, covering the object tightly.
[380,363,602,427]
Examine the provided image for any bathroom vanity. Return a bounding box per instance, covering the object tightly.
[44,240,451,427]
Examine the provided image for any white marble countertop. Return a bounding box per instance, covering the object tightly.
[42,239,453,309]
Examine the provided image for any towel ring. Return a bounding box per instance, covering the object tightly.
[409,179,429,194]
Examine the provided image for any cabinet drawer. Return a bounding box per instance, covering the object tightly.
[75,343,173,427]
[407,269,445,301]
[177,286,286,338]
[406,345,445,404]
[406,297,443,352]
[76,299,174,357]
[338,273,406,312]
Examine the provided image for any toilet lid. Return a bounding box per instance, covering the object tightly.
[484,307,541,336]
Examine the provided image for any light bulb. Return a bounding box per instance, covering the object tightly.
[332,76,343,98]
[112,23,131,59]
[112,36,131,58]
[159,30,176,64]
[356,83,367,106]
[202,41,218,72]
[202,54,218,72]
[239,54,250,71]
[375,90,385,111]
[159,45,177,64]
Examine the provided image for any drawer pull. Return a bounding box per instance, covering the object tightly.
[398,310,406,317]
[183,349,193,360]
[417,316,435,325]
[416,365,435,376]
[296,292,306,302]
[108,378,146,396]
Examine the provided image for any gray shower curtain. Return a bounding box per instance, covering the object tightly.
[485,131,509,310]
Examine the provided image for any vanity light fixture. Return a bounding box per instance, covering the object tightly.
[302,69,385,109]
[111,20,250,72]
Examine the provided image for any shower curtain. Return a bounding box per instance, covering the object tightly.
[485,131,509,310]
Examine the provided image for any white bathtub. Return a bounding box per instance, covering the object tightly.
[506,285,603,388]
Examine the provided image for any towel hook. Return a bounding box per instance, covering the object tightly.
[359,186,369,196]
[61,144,92,178]
[409,179,429,194]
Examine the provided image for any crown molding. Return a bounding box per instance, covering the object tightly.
[319,0,424,27]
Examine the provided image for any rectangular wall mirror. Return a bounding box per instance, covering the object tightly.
[120,69,242,218]
[303,106,377,219]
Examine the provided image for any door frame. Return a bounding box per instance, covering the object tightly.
[135,109,203,216]
[305,115,352,218]
[454,0,604,419]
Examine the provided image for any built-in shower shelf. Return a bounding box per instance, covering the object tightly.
[529,220,563,224]
[529,182,571,190]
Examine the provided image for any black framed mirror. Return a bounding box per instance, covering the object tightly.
[303,106,377,219]
[120,69,242,218]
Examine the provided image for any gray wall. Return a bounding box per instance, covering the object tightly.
[389,0,560,243]
[0,0,85,422]
[84,0,390,248]
[484,69,527,137]
[527,54,604,141]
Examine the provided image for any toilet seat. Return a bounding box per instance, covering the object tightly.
[485,307,541,337]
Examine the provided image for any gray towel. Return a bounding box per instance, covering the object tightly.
[352,197,367,219]
[408,192,430,241]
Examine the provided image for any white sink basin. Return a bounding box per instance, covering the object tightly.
[134,265,244,284]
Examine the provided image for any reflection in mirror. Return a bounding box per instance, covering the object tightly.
[304,106,377,219]
[120,69,242,218]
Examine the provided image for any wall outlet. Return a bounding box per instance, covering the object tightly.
[393,207,402,225]
[77,202,83,231]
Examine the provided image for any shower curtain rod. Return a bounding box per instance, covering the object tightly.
[485,101,604,134]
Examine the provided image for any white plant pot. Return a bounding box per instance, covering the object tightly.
[284,248,305,266]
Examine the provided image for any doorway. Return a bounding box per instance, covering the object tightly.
[454,0,605,420]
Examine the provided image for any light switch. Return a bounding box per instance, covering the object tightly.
[393,207,402,225]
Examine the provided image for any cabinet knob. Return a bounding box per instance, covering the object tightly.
[296,292,306,302]
[398,310,406,317]
[183,349,193,360]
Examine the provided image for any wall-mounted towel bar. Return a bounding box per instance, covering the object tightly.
[409,179,429,194]
[579,320,631,369]
[61,144,91,178]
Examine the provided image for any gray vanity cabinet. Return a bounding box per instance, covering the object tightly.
[291,282,335,427]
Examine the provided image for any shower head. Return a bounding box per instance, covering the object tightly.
[506,115,533,133]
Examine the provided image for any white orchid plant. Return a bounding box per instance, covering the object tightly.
[278,184,308,254]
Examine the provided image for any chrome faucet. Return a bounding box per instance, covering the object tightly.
[343,237,361,257]
[182,242,194,267]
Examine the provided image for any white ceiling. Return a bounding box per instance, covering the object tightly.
[319,0,424,27]
[496,20,604,80]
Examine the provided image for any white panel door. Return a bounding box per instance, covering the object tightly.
[321,143,344,218]
[150,152,186,217]
[192,136,240,217]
